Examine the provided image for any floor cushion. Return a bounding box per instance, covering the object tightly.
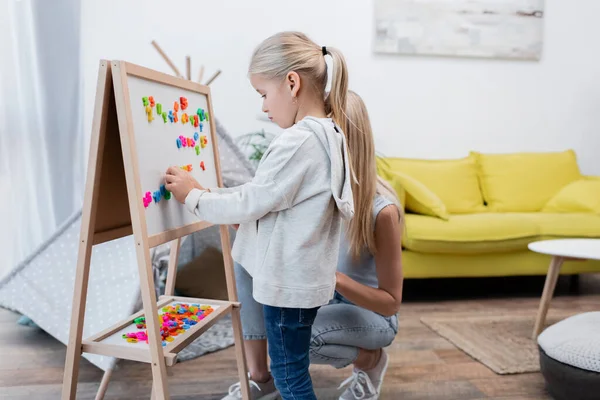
[538,312,600,400]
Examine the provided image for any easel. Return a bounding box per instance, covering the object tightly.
[61,60,250,399]
[90,42,230,400]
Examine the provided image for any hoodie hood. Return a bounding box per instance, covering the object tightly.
[299,117,355,220]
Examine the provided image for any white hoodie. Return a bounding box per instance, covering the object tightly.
[184,116,354,308]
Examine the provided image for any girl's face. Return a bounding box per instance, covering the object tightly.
[250,73,298,129]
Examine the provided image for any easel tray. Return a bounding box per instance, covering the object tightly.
[81,296,238,367]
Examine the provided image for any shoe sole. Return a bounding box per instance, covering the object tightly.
[258,391,281,400]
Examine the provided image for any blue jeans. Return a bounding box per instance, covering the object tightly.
[235,262,399,369]
[309,292,398,368]
[264,305,319,400]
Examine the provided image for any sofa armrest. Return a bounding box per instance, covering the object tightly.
[584,175,600,181]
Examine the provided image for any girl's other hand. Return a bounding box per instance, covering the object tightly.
[165,166,204,204]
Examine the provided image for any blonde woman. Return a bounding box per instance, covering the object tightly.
[222,91,403,400]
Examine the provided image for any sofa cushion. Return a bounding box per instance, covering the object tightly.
[383,155,485,214]
[403,213,539,254]
[403,212,600,254]
[543,180,600,214]
[377,161,449,220]
[521,213,600,238]
[472,150,582,212]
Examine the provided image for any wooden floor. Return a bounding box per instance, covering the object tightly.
[2,274,599,400]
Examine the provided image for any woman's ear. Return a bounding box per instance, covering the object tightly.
[287,71,301,99]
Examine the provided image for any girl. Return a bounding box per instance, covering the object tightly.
[221,91,404,400]
[165,32,354,400]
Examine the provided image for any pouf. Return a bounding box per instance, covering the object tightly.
[538,312,600,400]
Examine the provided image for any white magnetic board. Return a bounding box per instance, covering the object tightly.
[126,75,219,237]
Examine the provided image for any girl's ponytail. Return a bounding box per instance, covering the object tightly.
[323,47,349,135]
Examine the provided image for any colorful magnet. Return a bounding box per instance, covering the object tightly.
[174,101,179,112]
[200,135,208,148]
[145,105,154,122]
[153,190,161,203]
[149,96,155,107]
[200,161,205,171]
[173,112,178,123]
[143,191,152,208]
[195,145,200,155]
[181,113,189,124]
[199,122,203,132]
[157,103,162,114]
[168,110,174,123]
[160,184,172,200]
[180,97,188,110]
[162,112,167,123]
[193,115,199,127]
[194,132,199,141]
[142,97,149,106]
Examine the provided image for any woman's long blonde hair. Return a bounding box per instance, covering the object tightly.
[345,91,402,259]
[248,31,349,134]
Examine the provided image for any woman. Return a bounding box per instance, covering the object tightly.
[224,91,403,400]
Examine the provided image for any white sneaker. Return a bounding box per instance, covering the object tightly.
[338,350,389,400]
[221,375,280,400]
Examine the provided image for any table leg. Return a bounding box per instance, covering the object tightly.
[532,256,564,340]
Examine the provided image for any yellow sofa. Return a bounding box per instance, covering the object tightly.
[377,150,600,279]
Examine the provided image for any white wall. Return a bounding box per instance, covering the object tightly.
[81,0,600,174]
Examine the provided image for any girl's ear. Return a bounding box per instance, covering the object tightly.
[286,71,301,98]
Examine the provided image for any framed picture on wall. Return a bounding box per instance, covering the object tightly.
[374,0,545,60]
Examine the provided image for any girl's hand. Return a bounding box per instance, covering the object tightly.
[165,166,204,204]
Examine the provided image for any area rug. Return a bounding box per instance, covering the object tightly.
[421,312,575,375]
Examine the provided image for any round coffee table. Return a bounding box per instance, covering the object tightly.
[529,238,600,339]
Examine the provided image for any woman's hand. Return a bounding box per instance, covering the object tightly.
[335,271,347,290]
[165,166,205,203]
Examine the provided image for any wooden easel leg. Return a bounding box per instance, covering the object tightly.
[532,256,564,340]
[219,226,250,400]
[61,241,95,400]
[62,60,112,400]
[94,367,114,400]
[232,306,251,400]
[137,258,170,400]
[150,365,174,399]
